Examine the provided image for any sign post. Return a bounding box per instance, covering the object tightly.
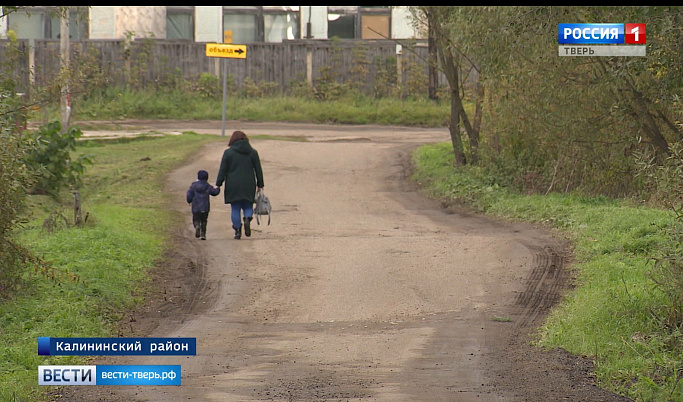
[205,44,248,136]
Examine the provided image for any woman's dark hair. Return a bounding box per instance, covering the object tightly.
[229,130,249,146]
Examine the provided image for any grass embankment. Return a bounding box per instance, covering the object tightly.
[0,132,220,401]
[73,91,450,127]
[413,142,682,401]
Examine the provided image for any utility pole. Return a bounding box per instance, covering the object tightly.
[60,8,71,133]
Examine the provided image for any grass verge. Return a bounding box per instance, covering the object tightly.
[71,90,450,127]
[0,131,220,401]
[412,142,682,401]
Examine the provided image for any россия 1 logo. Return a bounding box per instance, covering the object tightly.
[558,23,646,57]
[558,23,646,44]
[624,23,646,44]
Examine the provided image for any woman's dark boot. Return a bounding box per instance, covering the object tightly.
[233,225,241,239]
[243,216,252,237]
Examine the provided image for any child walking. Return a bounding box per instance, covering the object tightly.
[186,170,220,240]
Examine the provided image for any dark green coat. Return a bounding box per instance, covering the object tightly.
[215,139,264,204]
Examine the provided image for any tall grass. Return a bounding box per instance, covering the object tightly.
[1,132,220,401]
[71,89,450,127]
[412,142,682,400]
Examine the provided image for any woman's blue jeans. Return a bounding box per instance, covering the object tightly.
[230,200,253,229]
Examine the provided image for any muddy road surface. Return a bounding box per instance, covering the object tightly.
[58,121,630,401]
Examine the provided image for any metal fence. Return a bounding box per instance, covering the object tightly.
[0,38,445,97]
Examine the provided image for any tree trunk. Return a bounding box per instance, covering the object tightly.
[60,10,71,133]
[441,51,466,166]
[631,89,671,155]
[620,77,671,155]
[450,86,467,166]
[424,7,469,166]
[428,20,438,101]
[469,78,484,164]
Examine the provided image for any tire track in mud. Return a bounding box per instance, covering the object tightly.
[513,244,570,328]
[134,234,221,335]
[182,247,218,319]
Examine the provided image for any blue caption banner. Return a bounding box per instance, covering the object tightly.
[38,337,196,356]
[558,23,624,44]
[38,365,182,386]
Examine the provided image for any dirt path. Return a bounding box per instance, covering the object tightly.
[58,121,630,401]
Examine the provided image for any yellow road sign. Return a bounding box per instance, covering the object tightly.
[205,43,247,59]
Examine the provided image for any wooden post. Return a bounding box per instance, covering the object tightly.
[306,45,313,86]
[28,39,35,89]
[396,43,403,91]
[73,191,83,227]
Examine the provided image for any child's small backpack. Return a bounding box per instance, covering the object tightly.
[254,191,271,225]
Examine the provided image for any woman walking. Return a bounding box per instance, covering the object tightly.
[216,130,264,239]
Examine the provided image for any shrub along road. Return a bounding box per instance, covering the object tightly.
[60,121,630,401]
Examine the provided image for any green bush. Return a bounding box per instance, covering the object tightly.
[0,92,36,299]
[650,209,683,329]
[242,77,279,98]
[24,121,93,197]
[197,72,233,99]
[635,142,683,208]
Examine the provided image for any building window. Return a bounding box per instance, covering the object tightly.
[223,6,259,43]
[223,13,258,44]
[167,6,194,40]
[8,7,88,40]
[327,6,356,39]
[7,9,46,40]
[328,6,390,39]
[263,6,299,42]
[223,6,299,44]
[360,7,390,39]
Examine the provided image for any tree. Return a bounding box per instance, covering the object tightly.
[60,7,72,132]
[411,7,484,166]
[411,6,683,196]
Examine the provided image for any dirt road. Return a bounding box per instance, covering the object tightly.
[60,121,629,401]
